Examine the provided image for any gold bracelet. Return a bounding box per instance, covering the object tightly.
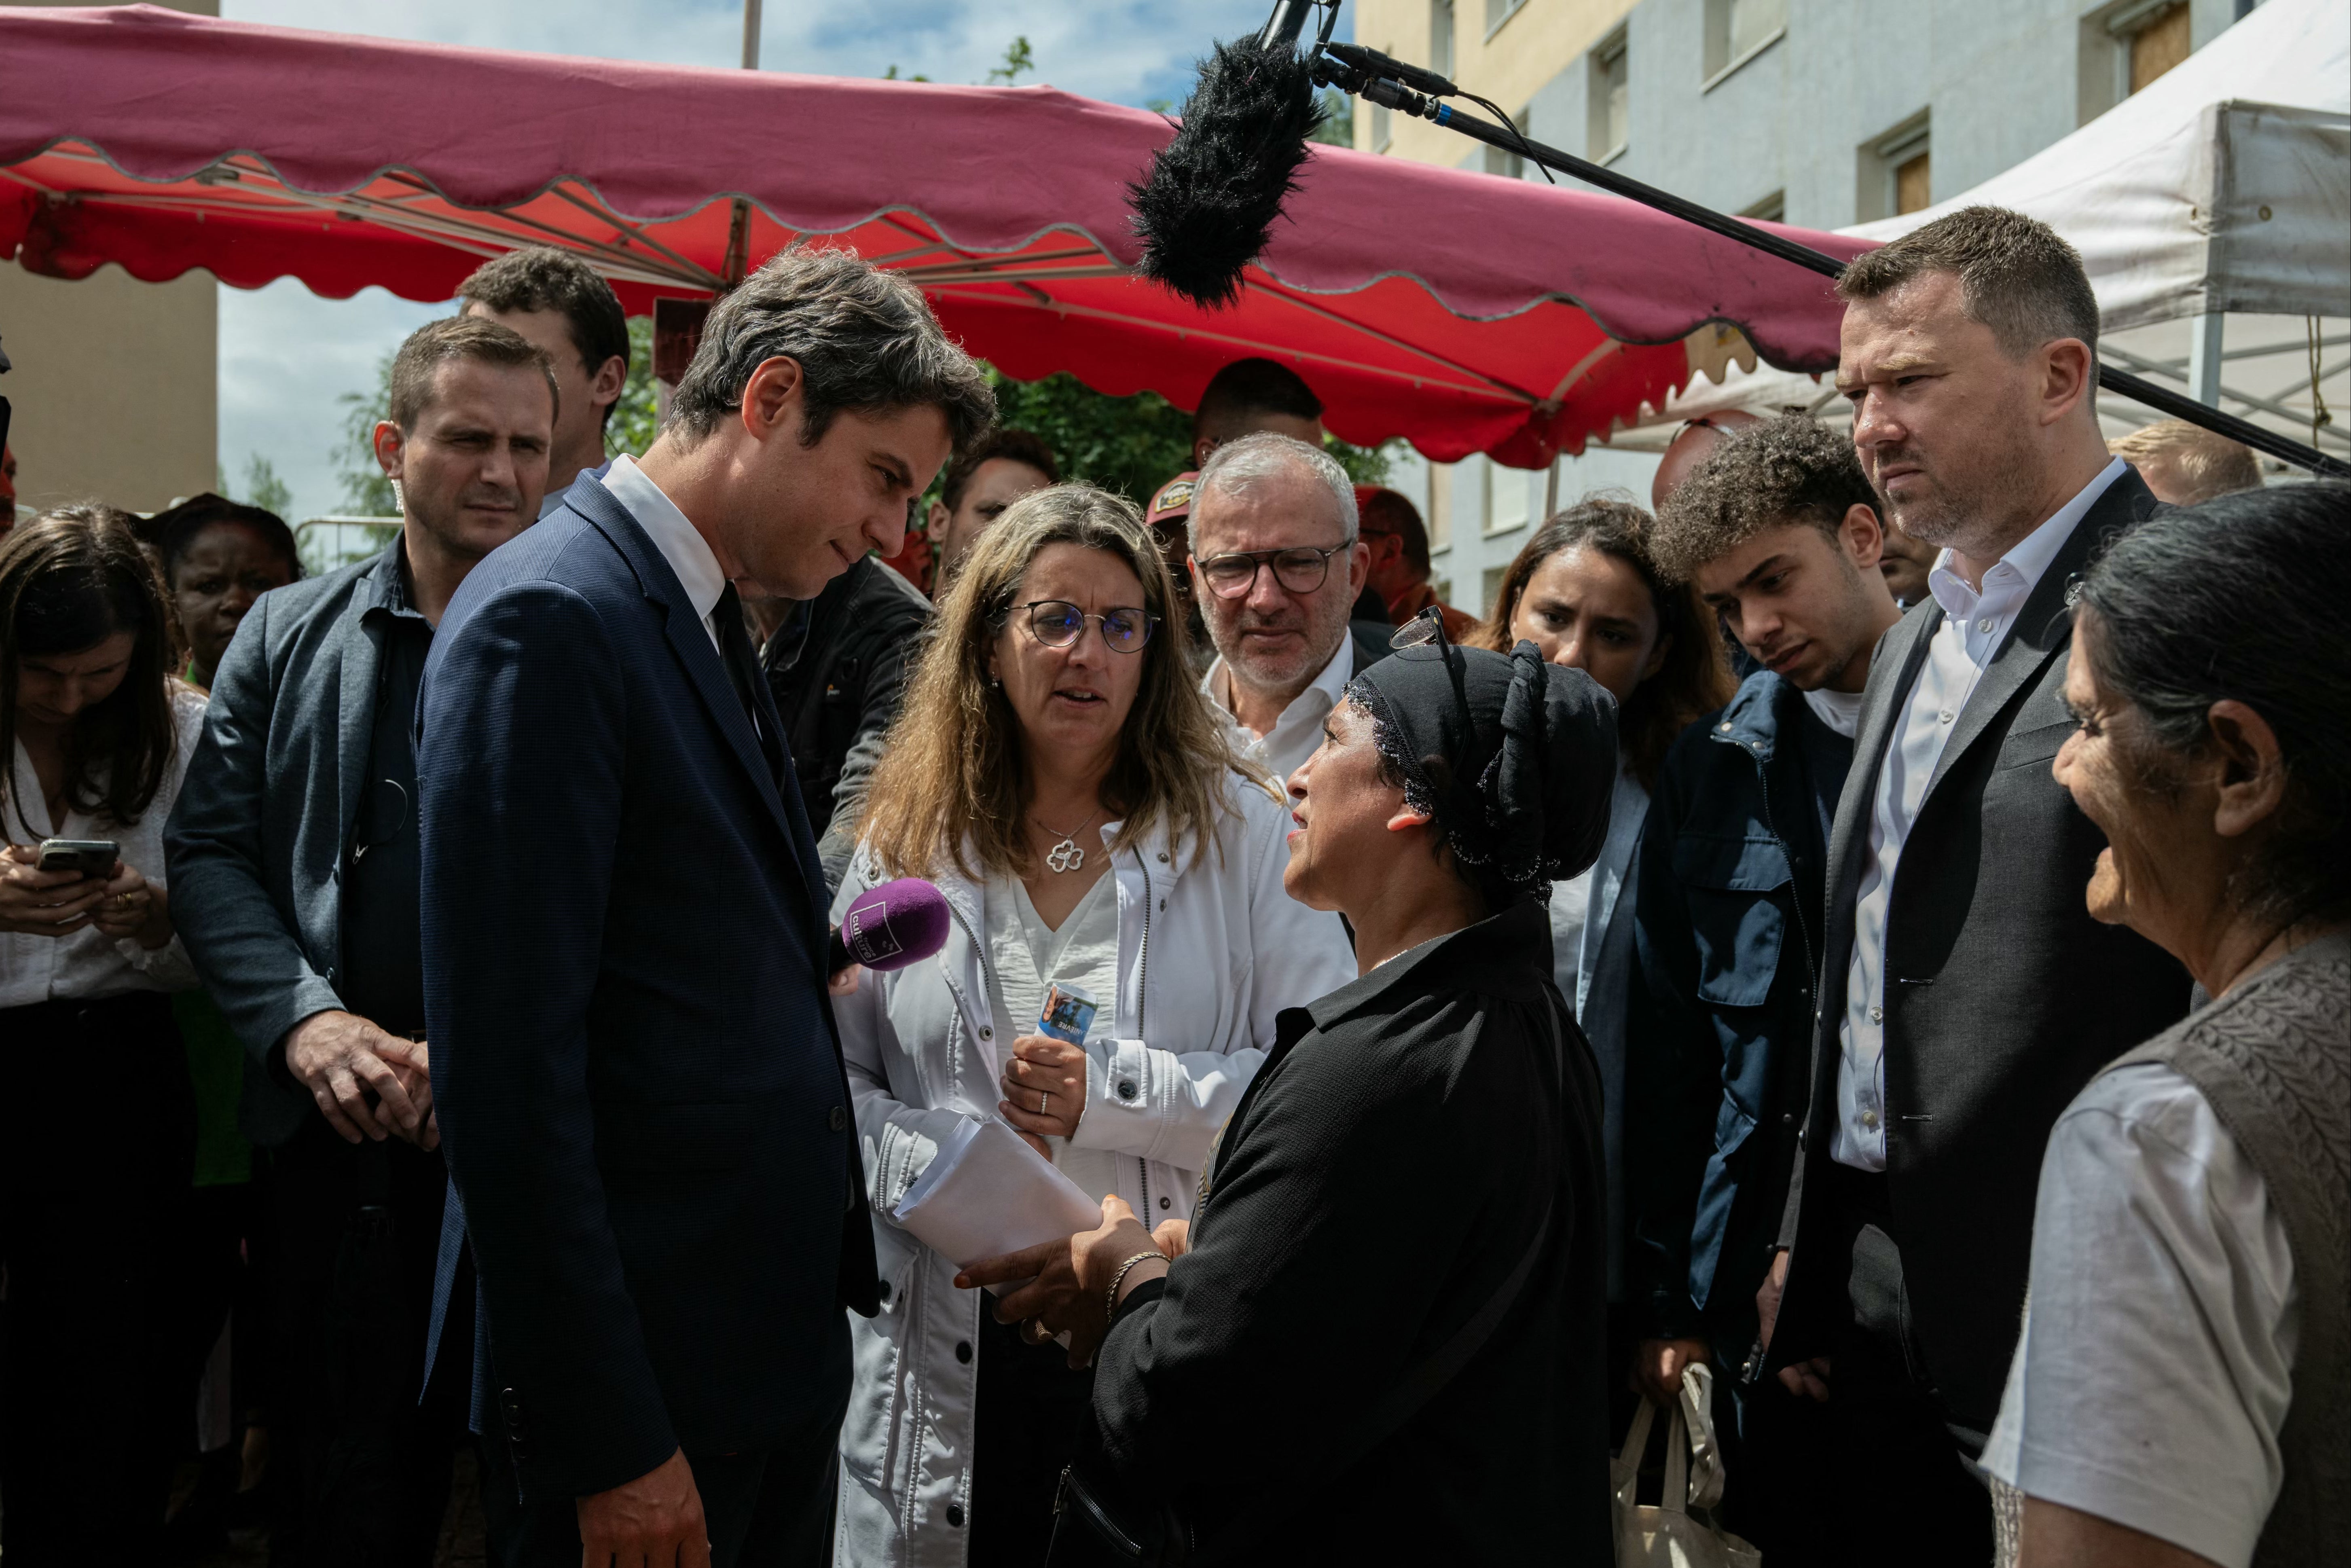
[1105,1249,1168,1323]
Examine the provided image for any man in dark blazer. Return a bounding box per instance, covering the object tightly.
[417,249,993,1568]
[1754,209,2190,1566]
[165,315,556,1562]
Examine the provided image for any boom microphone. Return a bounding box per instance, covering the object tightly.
[1129,16,1325,310]
[829,876,952,975]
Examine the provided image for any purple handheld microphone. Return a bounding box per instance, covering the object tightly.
[828,877,952,975]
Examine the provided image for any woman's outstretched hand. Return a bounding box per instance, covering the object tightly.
[954,1196,1166,1368]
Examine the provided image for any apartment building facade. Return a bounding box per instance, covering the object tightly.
[1349,0,2258,615]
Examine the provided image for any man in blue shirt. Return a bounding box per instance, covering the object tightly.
[1625,413,1902,1557]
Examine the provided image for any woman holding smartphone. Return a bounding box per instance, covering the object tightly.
[831,485,1355,1566]
[0,504,206,1564]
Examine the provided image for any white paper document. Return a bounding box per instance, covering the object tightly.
[891,1117,1105,1282]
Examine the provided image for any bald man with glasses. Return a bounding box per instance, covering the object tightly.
[1187,432,1390,782]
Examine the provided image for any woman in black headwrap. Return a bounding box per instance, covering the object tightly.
[961,609,1621,1565]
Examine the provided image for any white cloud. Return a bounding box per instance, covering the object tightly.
[216,0,1293,520]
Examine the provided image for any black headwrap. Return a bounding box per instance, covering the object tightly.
[1347,640,1619,902]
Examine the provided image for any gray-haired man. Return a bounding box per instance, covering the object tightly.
[1187,432,1386,782]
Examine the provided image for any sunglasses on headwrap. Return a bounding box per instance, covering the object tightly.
[1387,606,1479,768]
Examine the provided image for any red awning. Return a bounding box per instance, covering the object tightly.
[0,4,1869,467]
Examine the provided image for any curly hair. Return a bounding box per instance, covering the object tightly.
[1470,497,1731,791]
[1651,413,1879,584]
[857,484,1274,883]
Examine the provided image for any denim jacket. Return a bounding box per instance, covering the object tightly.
[1624,671,1850,1362]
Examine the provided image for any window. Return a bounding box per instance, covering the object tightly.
[1589,31,1629,162]
[1742,189,1786,224]
[1895,145,1931,214]
[2128,2,2192,93]
[1482,457,1530,536]
[1480,565,1510,622]
[1704,0,1786,83]
[1485,0,1526,38]
[1483,108,1530,180]
[1856,112,1930,222]
[1431,0,1455,80]
[2080,1,2196,124]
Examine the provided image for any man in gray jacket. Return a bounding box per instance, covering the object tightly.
[165,316,553,1565]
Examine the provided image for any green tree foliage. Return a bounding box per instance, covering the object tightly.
[1309,87,1353,146]
[334,352,398,516]
[985,36,1035,85]
[233,454,294,516]
[605,315,659,459]
[962,367,1390,515]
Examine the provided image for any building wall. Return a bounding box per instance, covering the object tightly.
[1351,0,2255,618]
[0,0,220,516]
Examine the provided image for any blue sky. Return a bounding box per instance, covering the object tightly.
[216,0,1309,520]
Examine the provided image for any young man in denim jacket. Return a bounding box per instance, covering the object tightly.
[1624,414,1902,1557]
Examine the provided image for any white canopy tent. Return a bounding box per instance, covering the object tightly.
[1643,0,2349,454]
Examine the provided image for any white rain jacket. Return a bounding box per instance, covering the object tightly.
[828,774,1355,1566]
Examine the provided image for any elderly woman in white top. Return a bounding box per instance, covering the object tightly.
[1985,484,2348,1568]
[0,506,205,1562]
[831,484,1354,1565]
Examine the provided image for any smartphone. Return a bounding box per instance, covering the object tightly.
[1037,981,1098,1045]
[37,838,119,878]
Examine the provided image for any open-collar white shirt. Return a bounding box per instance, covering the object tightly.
[1832,457,2126,1170]
[602,454,727,654]
[1199,635,1357,786]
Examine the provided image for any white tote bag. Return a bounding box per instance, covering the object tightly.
[1611,1363,1763,1568]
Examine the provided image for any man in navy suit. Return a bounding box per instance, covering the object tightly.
[417,248,994,1568]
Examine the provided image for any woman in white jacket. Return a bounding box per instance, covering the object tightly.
[830,485,1354,1567]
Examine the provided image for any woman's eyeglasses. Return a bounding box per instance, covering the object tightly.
[1014,600,1158,654]
[1194,544,1347,600]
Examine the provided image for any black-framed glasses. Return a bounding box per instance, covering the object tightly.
[1193,544,1347,600]
[1014,599,1158,654]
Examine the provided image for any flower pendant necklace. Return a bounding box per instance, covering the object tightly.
[1036,807,1102,874]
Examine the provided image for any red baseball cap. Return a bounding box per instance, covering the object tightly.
[1146,471,1198,533]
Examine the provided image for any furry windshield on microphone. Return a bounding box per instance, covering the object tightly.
[1128,34,1322,311]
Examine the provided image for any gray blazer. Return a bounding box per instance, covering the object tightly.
[165,545,407,1147]
[1766,467,2191,1431]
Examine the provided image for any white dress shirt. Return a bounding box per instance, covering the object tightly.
[1981,1062,2295,1568]
[601,454,727,654]
[1,685,205,1007]
[1832,458,2126,1169]
[1200,635,1357,785]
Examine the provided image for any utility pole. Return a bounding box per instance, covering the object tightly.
[722,0,762,286]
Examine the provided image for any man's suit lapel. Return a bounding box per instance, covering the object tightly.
[569,481,799,842]
[566,482,833,959]
[1805,604,1936,1123]
[1826,605,1936,930]
[1925,468,2158,800]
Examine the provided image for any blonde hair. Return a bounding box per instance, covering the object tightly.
[857,484,1274,882]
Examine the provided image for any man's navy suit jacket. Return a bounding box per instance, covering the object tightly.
[417,475,879,1501]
